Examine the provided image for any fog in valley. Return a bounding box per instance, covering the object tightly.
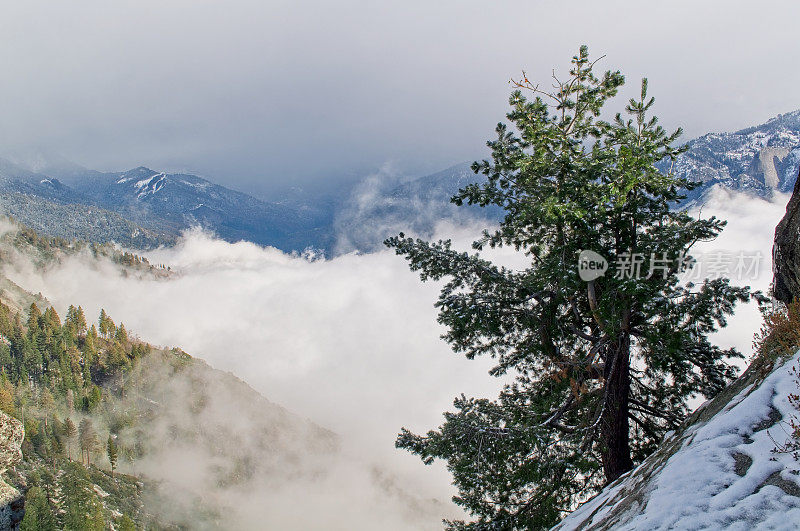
[0,188,788,527]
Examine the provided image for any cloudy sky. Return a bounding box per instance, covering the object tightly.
[0,0,797,197]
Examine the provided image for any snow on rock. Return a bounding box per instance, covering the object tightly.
[134,172,166,198]
[662,109,800,202]
[555,352,800,530]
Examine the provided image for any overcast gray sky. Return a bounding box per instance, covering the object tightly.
[0,0,797,197]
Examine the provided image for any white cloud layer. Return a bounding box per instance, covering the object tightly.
[0,190,789,527]
[6,220,523,527]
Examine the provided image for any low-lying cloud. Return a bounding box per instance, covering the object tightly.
[6,219,521,528]
[0,188,789,528]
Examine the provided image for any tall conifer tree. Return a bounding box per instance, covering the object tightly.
[386,46,759,529]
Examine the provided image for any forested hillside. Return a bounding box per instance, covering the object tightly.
[0,219,338,529]
[0,296,175,529]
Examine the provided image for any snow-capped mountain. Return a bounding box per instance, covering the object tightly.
[65,166,333,249]
[0,158,170,248]
[0,159,338,251]
[663,109,800,201]
[2,109,800,253]
[335,110,800,252]
[390,110,800,217]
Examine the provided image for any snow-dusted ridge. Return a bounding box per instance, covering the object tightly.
[665,110,800,202]
[555,352,800,530]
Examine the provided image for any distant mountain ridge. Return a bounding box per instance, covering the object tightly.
[0,158,338,251]
[662,109,800,202]
[2,110,800,253]
[62,165,335,250]
[336,110,800,251]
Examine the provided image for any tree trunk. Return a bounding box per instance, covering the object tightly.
[600,333,634,483]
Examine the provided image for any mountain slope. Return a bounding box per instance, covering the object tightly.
[67,166,336,250]
[0,192,172,249]
[2,157,340,252]
[333,162,502,252]
[0,158,173,248]
[0,220,339,528]
[6,109,800,255]
[554,352,800,530]
[662,110,800,202]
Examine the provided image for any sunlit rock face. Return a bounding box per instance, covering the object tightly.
[0,410,24,530]
[774,167,800,303]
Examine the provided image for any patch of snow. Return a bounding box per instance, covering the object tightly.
[179,179,210,190]
[134,173,166,198]
[558,352,800,530]
[135,176,155,190]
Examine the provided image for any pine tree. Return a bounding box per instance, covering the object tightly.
[26,303,41,334]
[75,306,87,336]
[385,46,760,529]
[65,389,75,412]
[114,323,128,345]
[60,463,105,530]
[78,418,97,466]
[98,309,110,339]
[63,418,76,461]
[107,435,118,476]
[42,307,61,334]
[38,388,55,413]
[0,377,14,417]
[20,486,57,531]
[117,515,137,531]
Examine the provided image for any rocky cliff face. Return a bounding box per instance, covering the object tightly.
[0,411,24,530]
[554,354,800,530]
[774,167,800,302]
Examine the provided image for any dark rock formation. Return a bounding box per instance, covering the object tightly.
[773,166,800,302]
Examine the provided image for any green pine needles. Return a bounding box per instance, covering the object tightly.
[385,46,760,530]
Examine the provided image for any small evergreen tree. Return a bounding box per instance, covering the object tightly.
[75,306,87,336]
[117,515,137,531]
[386,46,759,529]
[60,463,105,530]
[114,323,128,345]
[107,435,118,476]
[85,386,102,412]
[98,309,111,339]
[20,486,57,531]
[78,418,97,466]
[63,418,76,461]
[26,303,41,334]
[65,389,75,412]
